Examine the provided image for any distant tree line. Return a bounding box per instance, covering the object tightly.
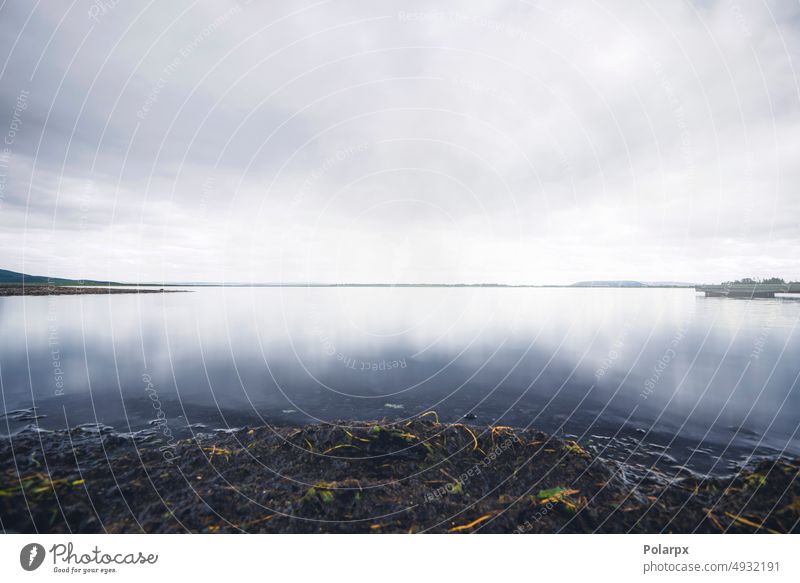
[728,277,792,284]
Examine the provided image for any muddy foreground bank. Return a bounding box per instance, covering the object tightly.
[1,418,797,533]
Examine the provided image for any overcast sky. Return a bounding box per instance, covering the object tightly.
[0,1,798,284]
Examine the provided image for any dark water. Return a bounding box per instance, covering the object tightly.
[1,287,799,476]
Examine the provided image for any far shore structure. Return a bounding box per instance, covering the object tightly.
[695,283,800,298]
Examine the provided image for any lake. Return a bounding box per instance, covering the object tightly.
[1,287,798,476]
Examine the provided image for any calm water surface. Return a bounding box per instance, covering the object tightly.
[2,287,799,475]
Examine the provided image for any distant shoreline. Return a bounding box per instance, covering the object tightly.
[0,284,185,297]
[0,268,708,289]
[0,282,701,292]
[144,283,697,289]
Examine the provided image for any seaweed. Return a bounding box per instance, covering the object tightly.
[1,418,797,533]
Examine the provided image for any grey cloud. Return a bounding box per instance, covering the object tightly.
[0,0,798,283]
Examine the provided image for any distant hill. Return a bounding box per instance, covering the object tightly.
[646,281,696,287]
[571,280,646,287]
[0,269,119,286]
[571,280,694,288]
